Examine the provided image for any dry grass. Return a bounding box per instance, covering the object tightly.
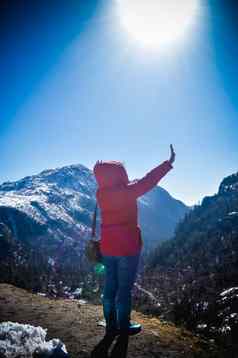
[0,284,219,358]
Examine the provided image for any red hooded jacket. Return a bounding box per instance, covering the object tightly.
[93,160,173,256]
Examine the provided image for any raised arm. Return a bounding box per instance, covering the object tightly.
[127,145,175,198]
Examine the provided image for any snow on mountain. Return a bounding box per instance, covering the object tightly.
[0,164,96,253]
[0,163,189,257]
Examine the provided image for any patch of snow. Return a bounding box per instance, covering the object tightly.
[48,257,55,266]
[134,283,160,305]
[219,325,231,334]
[72,288,82,297]
[197,323,207,330]
[220,287,238,297]
[0,321,68,358]
[97,320,106,328]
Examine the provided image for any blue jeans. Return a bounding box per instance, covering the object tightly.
[102,254,140,332]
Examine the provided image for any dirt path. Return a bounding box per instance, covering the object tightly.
[0,284,217,358]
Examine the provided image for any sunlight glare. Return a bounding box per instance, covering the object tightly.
[116,0,200,51]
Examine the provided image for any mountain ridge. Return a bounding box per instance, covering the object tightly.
[0,163,188,251]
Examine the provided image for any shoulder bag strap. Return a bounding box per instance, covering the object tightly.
[91,203,98,238]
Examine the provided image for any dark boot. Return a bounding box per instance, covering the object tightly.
[115,322,142,336]
[110,333,129,358]
[126,322,142,336]
[91,332,117,358]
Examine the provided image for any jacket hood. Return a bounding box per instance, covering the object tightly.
[93,161,129,189]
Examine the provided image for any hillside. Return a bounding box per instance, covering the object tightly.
[139,171,238,355]
[138,186,188,249]
[0,284,218,358]
[147,171,238,279]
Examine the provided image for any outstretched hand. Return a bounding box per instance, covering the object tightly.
[169,144,176,165]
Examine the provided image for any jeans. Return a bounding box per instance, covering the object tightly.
[102,254,140,332]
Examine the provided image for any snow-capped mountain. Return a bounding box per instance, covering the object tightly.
[0,165,96,258]
[0,163,188,257]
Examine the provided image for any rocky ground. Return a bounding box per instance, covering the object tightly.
[0,284,220,358]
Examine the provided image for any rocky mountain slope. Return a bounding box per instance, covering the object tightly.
[0,163,188,257]
[0,284,219,358]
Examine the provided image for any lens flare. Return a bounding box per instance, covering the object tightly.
[94,263,106,275]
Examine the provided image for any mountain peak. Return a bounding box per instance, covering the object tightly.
[218,171,238,194]
[0,163,95,193]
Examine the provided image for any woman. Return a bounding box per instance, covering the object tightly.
[91,145,175,358]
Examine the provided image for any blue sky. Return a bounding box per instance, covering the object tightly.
[1,0,238,205]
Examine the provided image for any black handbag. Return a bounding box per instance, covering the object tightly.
[85,204,102,263]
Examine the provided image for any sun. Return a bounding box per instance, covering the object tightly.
[116,0,200,51]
